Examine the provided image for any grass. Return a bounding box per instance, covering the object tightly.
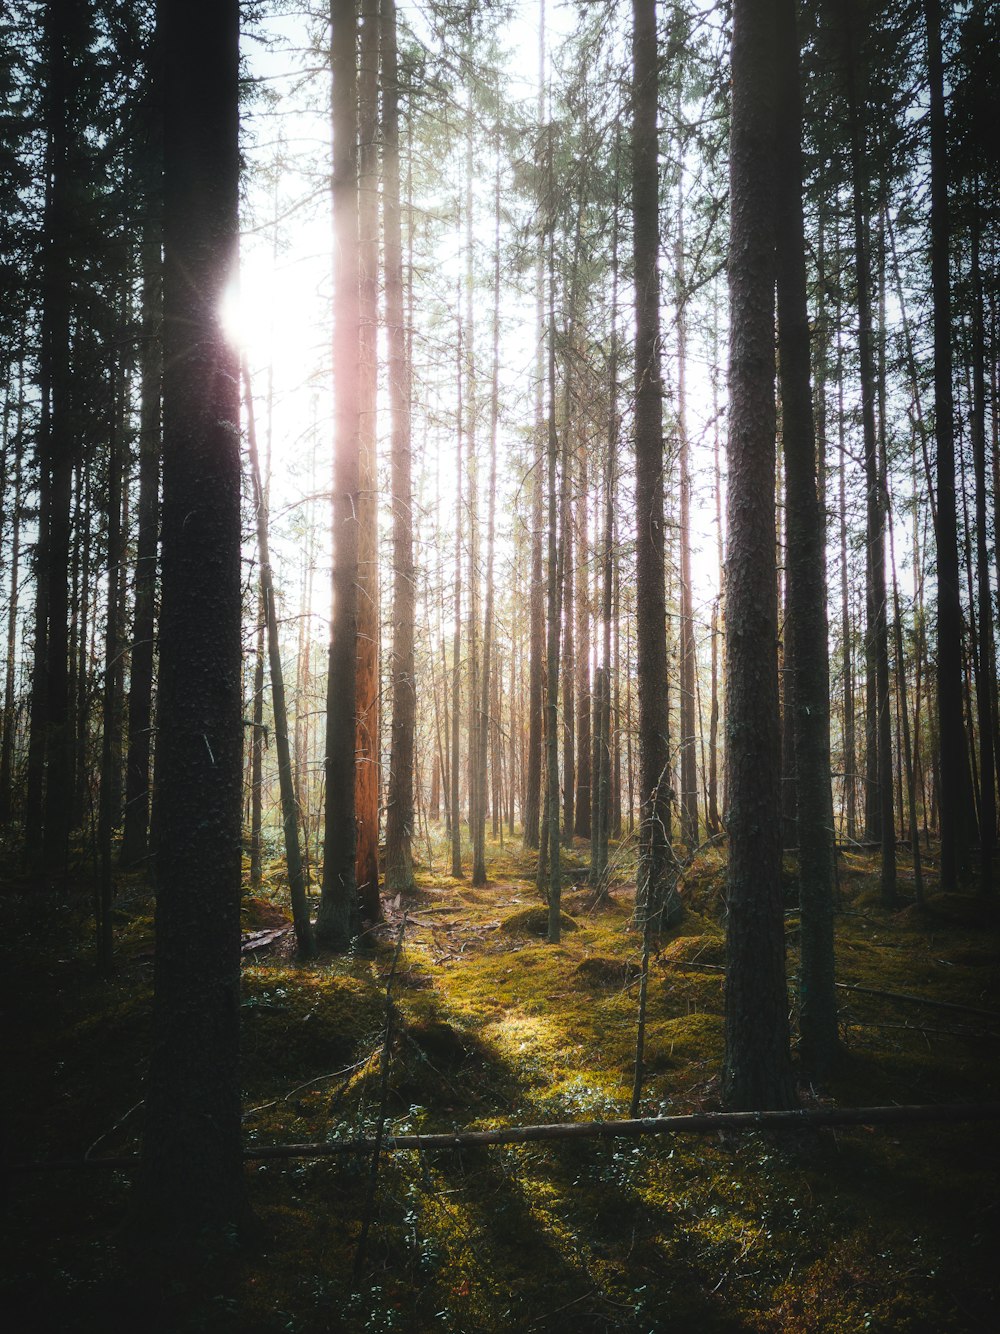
[1,829,997,1331]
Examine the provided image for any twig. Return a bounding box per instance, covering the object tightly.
[84,1099,143,1160]
[630,908,653,1118]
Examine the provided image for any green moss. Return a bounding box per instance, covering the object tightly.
[3,833,997,1334]
[662,933,726,967]
[499,906,579,937]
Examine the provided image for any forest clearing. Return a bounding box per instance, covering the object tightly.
[3,834,998,1331]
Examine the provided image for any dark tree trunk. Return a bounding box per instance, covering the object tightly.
[545,210,563,943]
[135,0,248,1242]
[381,0,415,894]
[0,404,24,824]
[450,294,464,881]
[970,204,995,896]
[722,0,796,1112]
[676,202,699,853]
[97,363,125,976]
[122,214,162,869]
[842,0,895,903]
[926,0,971,890]
[354,0,381,923]
[574,442,591,841]
[632,0,679,932]
[775,0,838,1078]
[317,0,361,949]
[472,152,502,887]
[30,0,79,872]
[523,0,546,853]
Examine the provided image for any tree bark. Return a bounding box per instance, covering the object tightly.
[381,0,416,895]
[676,186,699,853]
[927,0,971,890]
[722,0,796,1112]
[775,0,838,1078]
[522,0,546,853]
[842,0,895,904]
[632,0,679,932]
[317,0,361,949]
[122,213,162,869]
[354,0,381,923]
[135,0,248,1242]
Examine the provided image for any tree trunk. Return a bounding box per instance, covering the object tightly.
[317,0,361,949]
[135,0,249,1242]
[970,201,995,896]
[523,0,546,853]
[450,290,464,881]
[122,213,162,869]
[545,203,562,943]
[722,0,796,1112]
[472,150,502,887]
[353,0,381,924]
[775,0,838,1078]
[0,388,24,825]
[842,0,895,904]
[927,0,971,890]
[381,0,415,895]
[30,0,77,872]
[632,0,679,932]
[97,355,125,976]
[676,187,699,853]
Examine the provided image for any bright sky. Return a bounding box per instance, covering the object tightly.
[231,0,732,669]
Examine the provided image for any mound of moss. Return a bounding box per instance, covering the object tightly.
[574,955,641,989]
[657,1011,725,1063]
[499,906,578,937]
[663,933,726,968]
[241,969,384,1080]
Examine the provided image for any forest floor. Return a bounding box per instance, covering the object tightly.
[1,832,999,1332]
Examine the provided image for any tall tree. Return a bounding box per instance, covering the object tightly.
[121,208,162,868]
[381,0,416,894]
[354,0,381,923]
[722,0,796,1111]
[842,0,895,905]
[522,0,546,852]
[632,0,679,932]
[135,0,249,1240]
[926,0,971,891]
[775,0,838,1077]
[317,0,361,949]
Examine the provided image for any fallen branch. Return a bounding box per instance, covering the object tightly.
[12,1103,1000,1174]
[671,961,1000,1023]
[834,982,1000,1020]
[845,1019,1000,1042]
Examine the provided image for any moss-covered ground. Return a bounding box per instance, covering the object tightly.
[1,833,997,1331]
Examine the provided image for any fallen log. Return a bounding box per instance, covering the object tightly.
[11,1102,1000,1174]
